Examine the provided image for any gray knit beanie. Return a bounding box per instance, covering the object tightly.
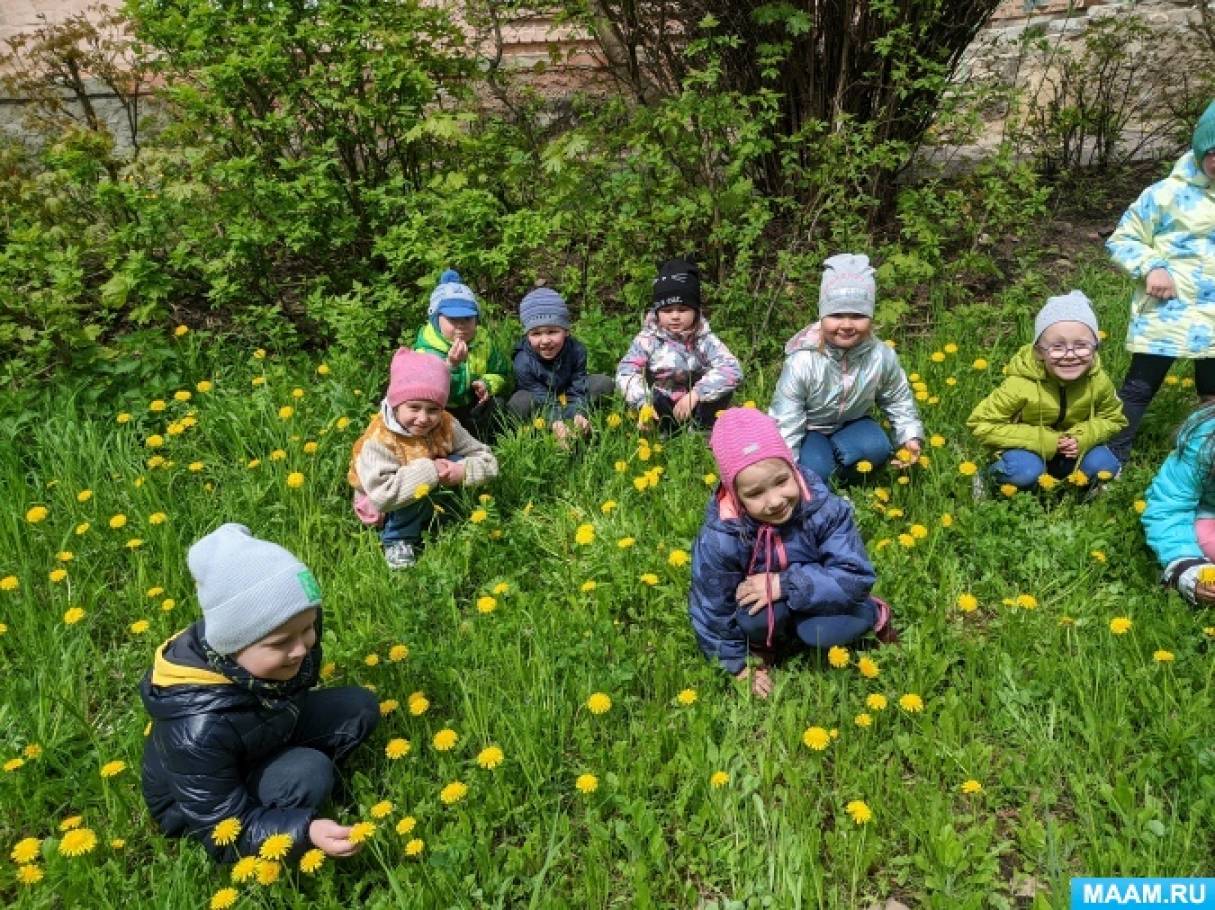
[189,523,322,656]
[819,253,876,318]
[1034,290,1099,343]
[519,287,570,332]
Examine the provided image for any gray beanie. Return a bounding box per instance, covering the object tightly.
[189,523,321,656]
[819,253,876,318]
[519,287,570,332]
[1034,290,1099,342]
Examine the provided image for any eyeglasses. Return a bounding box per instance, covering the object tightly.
[1037,341,1097,361]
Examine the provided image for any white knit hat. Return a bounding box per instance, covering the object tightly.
[1034,290,1099,342]
[819,253,876,318]
[189,523,321,655]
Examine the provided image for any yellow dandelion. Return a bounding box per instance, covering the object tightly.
[866,693,888,711]
[58,827,98,857]
[930,351,945,363]
[388,644,409,662]
[100,760,127,779]
[898,693,925,713]
[1199,566,1215,586]
[909,524,928,540]
[433,728,459,751]
[108,513,127,529]
[476,595,497,614]
[1153,649,1175,663]
[148,511,167,525]
[404,838,425,856]
[48,568,67,583]
[212,817,242,846]
[17,864,44,885]
[1109,616,1132,635]
[676,688,698,706]
[109,838,125,850]
[972,358,989,370]
[1037,473,1058,490]
[379,699,399,716]
[0,575,18,592]
[125,538,144,550]
[477,746,505,770]
[845,800,873,824]
[802,726,831,750]
[25,505,49,524]
[59,816,82,831]
[708,770,730,789]
[897,533,916,548]
[575,773,599,795]
[827,646,850,668]
[855,712,873,728]
[161,598,176,612]
[1091,549,1107,563]
[258,832,293,861]
[348,822,376,844]
[440,781,468,805]
[231,856,258,883]
[617,537,636,549]
[408,694,429,715]
[146,434,165,449]
[116,411,132,424]
[364,653,379,667]
[385,738,411,760]
[857,656,880,679]
[22,744,40,761]
[278,405,294,420]
[396,816,417,835]
[299,849,325,874]
[639,572,659,586]
[1133,499,1147,514]
[63,607,85,625]
[469,508,488,524]
[3,758,24,772]
[961,779,983,795]
[958,461,978,476]
[586,692,612,715]
[256,859,281,885]
[956,593,978,613]
[1015,594,1038,610]
[286,471,305,488]
[614,460,628,473]
[210,886,240,910]
[10,836,41,864]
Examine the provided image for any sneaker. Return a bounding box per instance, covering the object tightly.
[871,595,900,645]
[383,541,417,569]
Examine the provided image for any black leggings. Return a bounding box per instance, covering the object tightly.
[1109,353,1215,459]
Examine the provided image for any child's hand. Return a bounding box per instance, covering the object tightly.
[309,818,361,857]
[434,459,465,486]
[447,339,469,367]
[736,573,781,613]
[573,413,591,434]
[1056,435,1079,458]
[1145,267,1176,300]
[1197,581,1215,605]
[672,391,699,423]
[471,379,489,402]
[735,666,773,698]
[891,438,922,468]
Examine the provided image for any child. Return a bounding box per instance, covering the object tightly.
[768,253,923,483]
[1106,99,1215,461]
[967,291,1126,491]
[615,257,743,431]
[1143,402,1215,606]
[507,286,614,445]
[349,348,499,568]
[688,408,896,698]
[414,269,512,442]
[140,523,380,864]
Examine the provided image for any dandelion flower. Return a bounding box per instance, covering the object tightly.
[396,816,417,835]
[957,593,978,613]
[212,818,242,846]
[575,773,599,795]
[58,828,98,857]
[408,694,429,715]
[1134,499,1147,514]
[148,512,167,525]
[845,800,873,824]
[580,580,598,593]
[364,653,379,667]
[433,728,458,751]
[125,538,144,550]
[1037,473,1058,490]
[639,573,659,586]
[477,746,504,770]
[25,506,48,524]
[385,738,411,760]
[909,524,928,539]
[855,460,873,474]
[146,434,165,448]
[857,656,880,679]
[617,537,635,549]
[379,699,399,716]
[256,859,281,885]
[17,865,44,885]
[286,472,305,489]
[855,712,873,728]
[614,460,628,473]
[369,801,395,820]
[300,849,325,874]
[898,533,915,548]
[1199,566,1215,585]
[161,598,176,612]
[278,405,294,420]
[210,887,238,909]
[961,779,983,794]
[258,833,293,861]
[676,688,698,706]
[404,838,425,856]
[108,513,127,529]
[898,693,924,713]
[388,644,409,662]
[3,758,24,772]
[710,771,730,789]
[1109,616,1132,635]
[972,358,989,370]
[827,646,850,668]
[100,760,127,779]
[600,500,617,514]
[49,568,67,583]
[63,607,85,625]
[231,856,258,883]
[439,781,468,805]
[1153,649,1175,663]
[667,549,690,568]
[348,822,376,844]
[109,838,125,850]
[958,461,978,476]
[10,836,40,864]
[866,693,888,711]
[586,692,612,715]
[116,412,131,424]
[802,726,831,750]
[59,816,82,832]
[574,524,595,546]
[0,576,18,592]
[476,596,497,614]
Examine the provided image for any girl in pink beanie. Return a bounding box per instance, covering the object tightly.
[348,349,499,568]
[689,407,895,697]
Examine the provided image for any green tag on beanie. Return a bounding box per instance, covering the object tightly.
[297,569,321,602]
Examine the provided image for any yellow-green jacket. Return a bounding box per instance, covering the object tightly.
[966,345,1127,458]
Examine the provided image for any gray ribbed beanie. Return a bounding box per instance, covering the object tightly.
[519,287,570,332]
[1034,290,1099,342]
[189,523,322,656]
[819,253,876,318]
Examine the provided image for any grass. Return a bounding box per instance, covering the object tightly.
[1,254,1213,909]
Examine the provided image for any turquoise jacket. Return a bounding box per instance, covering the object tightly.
[1142,415,1215,574]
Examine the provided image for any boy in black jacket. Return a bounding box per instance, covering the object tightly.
[140,523,379,864]
[507,287,613,446]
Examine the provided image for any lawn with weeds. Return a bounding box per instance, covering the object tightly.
[1,258,1213,908]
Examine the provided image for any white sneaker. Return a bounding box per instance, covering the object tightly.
[383,541,417,569]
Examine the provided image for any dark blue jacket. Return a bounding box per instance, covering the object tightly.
[688,466,876,674]
[512,335,591,421]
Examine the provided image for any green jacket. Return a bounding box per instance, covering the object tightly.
[414,322,512,409]
[966,345,1127,458]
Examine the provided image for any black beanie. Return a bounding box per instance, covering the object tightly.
[652,257,701,311]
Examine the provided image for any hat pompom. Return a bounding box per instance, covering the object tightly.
[439,268,461,284]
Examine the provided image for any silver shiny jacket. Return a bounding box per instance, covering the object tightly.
[768,322,924,452]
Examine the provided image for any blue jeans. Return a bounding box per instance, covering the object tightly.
[380,455,464,546]
[989,445,1121,490]
[796,418,893,484]
[735,596,878,651]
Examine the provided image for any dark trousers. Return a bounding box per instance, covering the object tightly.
[735,596,878,651]
[449,396,506,444]
[379,455,464,547]
[505,374,615,421]
[652,390,731,431]
[1110,353,1215,460]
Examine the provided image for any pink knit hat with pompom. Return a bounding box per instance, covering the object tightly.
[709,408,801,504]
[386,348,450,408]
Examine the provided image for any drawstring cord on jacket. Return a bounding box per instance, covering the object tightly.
[746,523,788,648]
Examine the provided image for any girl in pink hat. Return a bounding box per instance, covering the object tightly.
[348,349,499,568]
[689,407,896,696]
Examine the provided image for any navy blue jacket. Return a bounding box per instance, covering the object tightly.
[512,335,591,421]
[688,466,876,674]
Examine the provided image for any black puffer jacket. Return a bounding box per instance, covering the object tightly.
[140,620,321,863]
